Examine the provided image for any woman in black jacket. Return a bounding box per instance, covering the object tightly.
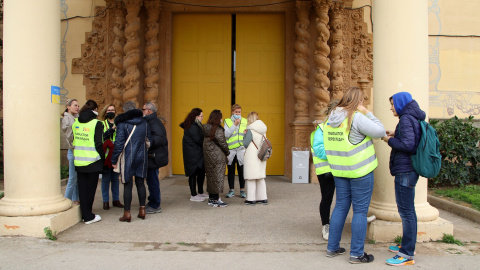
[180,108,207,202]
[111,101,150,222]
[73,100,104,225]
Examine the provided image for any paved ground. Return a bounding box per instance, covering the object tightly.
[0,176,479,269]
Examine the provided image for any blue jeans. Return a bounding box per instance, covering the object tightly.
[395,171,419,260]
[64,149,79,201]
[146,168,161,208]
[101,167,120,202]
[327,171,374,257]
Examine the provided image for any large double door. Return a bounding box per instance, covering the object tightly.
[172,14,285,175]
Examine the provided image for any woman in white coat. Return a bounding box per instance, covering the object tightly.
[243,112,268,205]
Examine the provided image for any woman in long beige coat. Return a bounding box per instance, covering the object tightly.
[203,109,230,207]
[243,112,268,205]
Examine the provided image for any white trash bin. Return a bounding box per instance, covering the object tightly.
[292,147,309,183]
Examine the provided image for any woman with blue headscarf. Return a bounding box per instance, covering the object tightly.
[382,92,425,266]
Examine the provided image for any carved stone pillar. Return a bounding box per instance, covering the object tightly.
[312,0,331,122]
[328,1,344,101]
[293,0,311,123]
[109,0,126,112]
[144,0,161,108]
[123,0,143,107]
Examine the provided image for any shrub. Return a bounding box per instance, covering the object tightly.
[61,165,69,179]
[430,116,480,186]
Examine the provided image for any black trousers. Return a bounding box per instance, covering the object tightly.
[77,172,100,222]
[227,155,245,190]
[188,167,205,196]
[209,194,219,200]
[123,177,146,211]
[318,172,335,225]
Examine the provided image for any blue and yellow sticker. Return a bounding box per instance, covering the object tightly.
[51,86,60,104]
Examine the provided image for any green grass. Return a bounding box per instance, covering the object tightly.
[439,234,464,246]
[0,192,3,199]
[434,185,480,211]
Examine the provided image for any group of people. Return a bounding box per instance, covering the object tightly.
[62,99,168,224]
[179,104,269,207]
[311,87,424,266]
[62,87,421,266]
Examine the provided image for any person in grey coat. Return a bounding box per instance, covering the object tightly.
[112,101,150,222]
[203,109,230,207]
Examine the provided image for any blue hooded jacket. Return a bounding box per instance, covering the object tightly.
[388,92,426,176]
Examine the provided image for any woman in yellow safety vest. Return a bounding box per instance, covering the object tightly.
[323,87,386,263]
[72,100,105,225]
[100,104,124,210]
[223,104,247,198]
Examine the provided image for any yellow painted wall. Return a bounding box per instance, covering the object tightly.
[428,0,480,118]
[60,0,106,112]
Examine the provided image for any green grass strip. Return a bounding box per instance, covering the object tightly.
[434,185,480,212]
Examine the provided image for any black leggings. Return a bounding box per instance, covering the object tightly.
[227,155,245,189]
[123,177,146,211]
[188,167,205,196]
[318,173,335,225]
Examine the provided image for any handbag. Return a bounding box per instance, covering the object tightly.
[113,125,136,174]
[252,135,273,161]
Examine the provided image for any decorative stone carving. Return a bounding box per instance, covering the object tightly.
[144,0,162,108]
[290,123,312,149]
[348,8,373,104]
[72,6,108,109]
[108,0,126,112]
[123,0,143,107]
[312,0,331,120]
[328,1,344,102]
[293,0,311,122]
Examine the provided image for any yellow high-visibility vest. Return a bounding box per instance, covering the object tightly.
[103,120,116,142]
[323,113,377,178]
[224,117,247,150]
[310,123,331,175]
[103,119,116,158]
[72,119,101,167]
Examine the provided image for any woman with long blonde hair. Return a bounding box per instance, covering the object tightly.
[324,87,386,263]
[242,111,268,205]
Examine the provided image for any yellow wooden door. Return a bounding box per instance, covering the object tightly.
[172,14,232,175]
[236,14,285,175]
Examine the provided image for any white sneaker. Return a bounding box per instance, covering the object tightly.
[322,224,329,240]
[85,215,101,225]
[198,193,209,198]
[190,195,205,202]
[367,215,376,223]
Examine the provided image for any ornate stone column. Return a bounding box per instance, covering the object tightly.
[109,0,126,112]
[0,0,79,237]
[144,0,161,108]
[328,1,344,101]
[123,0,143,107]
[312,0,331,122]
[368,0,452,241]
[291,0,312,181]
[293,0,311,124]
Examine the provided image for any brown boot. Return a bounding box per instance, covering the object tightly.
[138,206,146,220]
[112,200,124,208]
[119,210,131,222]
[103,202,110,210]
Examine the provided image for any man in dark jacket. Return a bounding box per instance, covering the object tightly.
[143,102,168,214]
[381,92,425,266]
